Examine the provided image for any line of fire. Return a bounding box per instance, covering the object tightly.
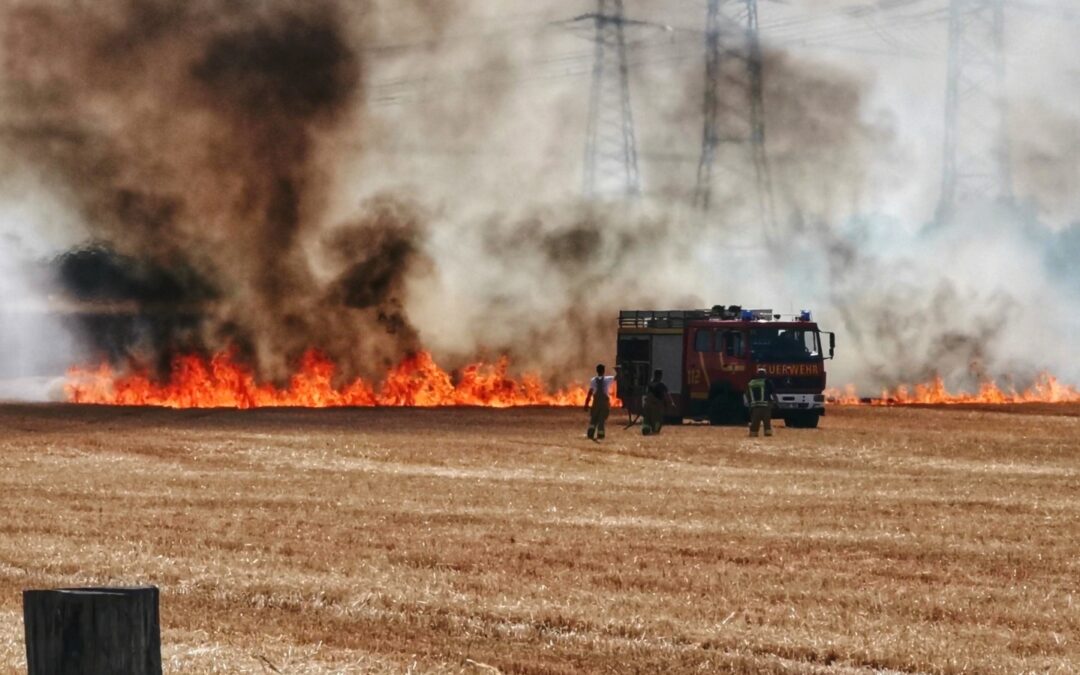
[44,294,1079,412]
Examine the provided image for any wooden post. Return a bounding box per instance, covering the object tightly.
[23,586,162,675]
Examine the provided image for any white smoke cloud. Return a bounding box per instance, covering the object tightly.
[390,0,1080,394]
[0,177,85,400]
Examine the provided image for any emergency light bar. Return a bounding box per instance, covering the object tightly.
[737,309,815,322]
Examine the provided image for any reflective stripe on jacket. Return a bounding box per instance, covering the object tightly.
[747,378,770,407]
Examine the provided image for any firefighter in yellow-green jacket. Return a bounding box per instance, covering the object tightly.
[744,367,776,437]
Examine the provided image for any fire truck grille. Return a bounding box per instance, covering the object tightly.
[774,376,824,391]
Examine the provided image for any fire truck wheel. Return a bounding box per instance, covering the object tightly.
[784,412,821,429]
[707,391,741,425]
[706,396,724,425]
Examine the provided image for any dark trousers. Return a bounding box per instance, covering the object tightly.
[588,395,610,438]
[642,395,664,435]
[749,405,772,435]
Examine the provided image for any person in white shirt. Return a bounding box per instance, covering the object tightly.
[583,363,616,440]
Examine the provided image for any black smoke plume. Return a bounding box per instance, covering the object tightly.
[1,0,428,379]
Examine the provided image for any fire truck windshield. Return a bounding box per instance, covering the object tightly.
[749,328,821,362]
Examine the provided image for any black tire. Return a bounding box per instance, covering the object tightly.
[785,411,821,429]
[708,386,747,426]
[707,394,729,425]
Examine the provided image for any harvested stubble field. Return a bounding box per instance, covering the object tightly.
[0,404,1077,674]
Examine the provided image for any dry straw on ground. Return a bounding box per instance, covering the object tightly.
[0,404,1076,673]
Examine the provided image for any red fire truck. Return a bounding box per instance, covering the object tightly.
[615,306,836,428]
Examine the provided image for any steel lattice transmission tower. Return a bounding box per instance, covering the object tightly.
[694,0,773,226]
[578,0,641,200]
[936,0,1012,224]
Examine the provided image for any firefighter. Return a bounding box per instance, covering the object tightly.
[641,369,675,436]
[583,363,615,440]
[745,367,776,437]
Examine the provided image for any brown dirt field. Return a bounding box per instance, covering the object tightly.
[0,404,1077,674]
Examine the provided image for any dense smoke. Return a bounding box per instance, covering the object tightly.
[0,0,1077,395]
[0,0,430,382]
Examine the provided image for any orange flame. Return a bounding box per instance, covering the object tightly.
[825,384,861,405]
[65,349,599,409]
[826,373,1080,406]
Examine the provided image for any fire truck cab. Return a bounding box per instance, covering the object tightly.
[615,305,836,428]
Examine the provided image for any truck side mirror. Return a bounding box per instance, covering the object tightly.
[829,333,836,359]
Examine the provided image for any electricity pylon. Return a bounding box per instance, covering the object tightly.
[694,0,773,230]
[577,0,641,200]
[936,0,1012,224]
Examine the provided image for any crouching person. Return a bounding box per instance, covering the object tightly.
[642,369,675,436]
